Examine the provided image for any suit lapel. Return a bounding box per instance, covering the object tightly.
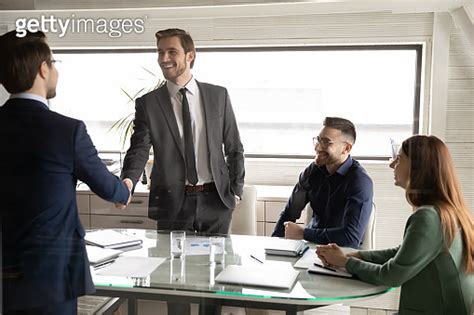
[155,85,185,158]
[197,81,214,146]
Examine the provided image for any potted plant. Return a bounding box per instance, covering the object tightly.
[109,66,166,149]
[109,67,165,187]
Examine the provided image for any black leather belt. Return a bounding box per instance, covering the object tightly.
[185,182,216,193]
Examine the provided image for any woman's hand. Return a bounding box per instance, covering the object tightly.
[315,243,349,268]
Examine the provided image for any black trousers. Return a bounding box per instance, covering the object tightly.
[166,190,232,315]
[4,298,77,315]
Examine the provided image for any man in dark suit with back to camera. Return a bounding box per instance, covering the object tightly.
[0,30,131,315]
[121,28,245,235]
[272,117,373,249]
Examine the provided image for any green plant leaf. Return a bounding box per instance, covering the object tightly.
[112,66,166,149]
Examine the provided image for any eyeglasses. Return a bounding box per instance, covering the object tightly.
[312,136,335,148]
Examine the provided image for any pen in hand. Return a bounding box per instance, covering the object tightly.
[250,254,264,264]
[314,262,337,272]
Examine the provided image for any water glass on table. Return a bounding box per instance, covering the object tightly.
[209,236,225,264]
[170,230,186,258]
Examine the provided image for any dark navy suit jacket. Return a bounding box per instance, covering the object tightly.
[0,98,130,311]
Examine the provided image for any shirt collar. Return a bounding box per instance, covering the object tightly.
[335,155,353,176]
[10,92,49,107]
[166,77,197,97]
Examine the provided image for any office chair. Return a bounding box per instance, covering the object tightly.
[229,185,257,235]
[360,202,376,250]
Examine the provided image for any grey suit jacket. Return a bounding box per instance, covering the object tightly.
[121,81,245,225]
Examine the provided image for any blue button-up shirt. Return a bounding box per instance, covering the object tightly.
[272,156,374,248]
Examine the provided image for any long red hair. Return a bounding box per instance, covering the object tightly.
[402,135,474,273]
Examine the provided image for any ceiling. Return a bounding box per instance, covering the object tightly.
[0,0,472,14]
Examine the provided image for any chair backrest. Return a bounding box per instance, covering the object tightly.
[360,202,376,250]
[304,202,376,250]
[229,185,257,235]
[304,203,313,226]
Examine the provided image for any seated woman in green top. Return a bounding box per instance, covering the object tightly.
[316,135,473,315]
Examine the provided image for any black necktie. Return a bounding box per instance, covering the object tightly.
[180,88,198,185]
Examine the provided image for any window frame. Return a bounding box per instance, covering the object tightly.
[53,44,422,161]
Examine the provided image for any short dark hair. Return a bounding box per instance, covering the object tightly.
[323,117,356,144]
[155,28,196,68]
[0,30,52,94]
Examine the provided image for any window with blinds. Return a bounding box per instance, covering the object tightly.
[50,45,421,158]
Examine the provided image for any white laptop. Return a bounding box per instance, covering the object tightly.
[86,245,122,267]
[215,263,299,290]
[85,230,142,249]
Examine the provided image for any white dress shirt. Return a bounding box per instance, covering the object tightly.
[10,92,48,107]
[166,78,213,185]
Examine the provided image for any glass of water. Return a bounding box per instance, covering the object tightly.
[170,230,186,258]
[209,236,225,264]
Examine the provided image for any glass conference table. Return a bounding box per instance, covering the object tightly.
[90,229,392,315]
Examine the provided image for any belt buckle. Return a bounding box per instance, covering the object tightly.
[186,184,202,193]
[193,185,203,192]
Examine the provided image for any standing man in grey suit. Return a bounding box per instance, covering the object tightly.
[121,29,244,234]
[121,28,244,314]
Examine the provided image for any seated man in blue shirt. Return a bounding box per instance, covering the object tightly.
[272,117,373,248]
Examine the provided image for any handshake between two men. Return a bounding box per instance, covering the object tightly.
[115,178,133,209]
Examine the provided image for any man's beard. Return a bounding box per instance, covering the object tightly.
[46,88,56,99]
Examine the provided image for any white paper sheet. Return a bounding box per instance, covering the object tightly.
[96,256,165,278]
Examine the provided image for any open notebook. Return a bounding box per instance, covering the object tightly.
[85,230,142,249]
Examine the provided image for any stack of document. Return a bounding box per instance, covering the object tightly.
[85,230,143,250]
[264,239,309,257]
